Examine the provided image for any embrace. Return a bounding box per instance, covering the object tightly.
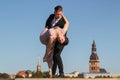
[40,5,69,78]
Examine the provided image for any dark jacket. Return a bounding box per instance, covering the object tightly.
[45,14,66,29]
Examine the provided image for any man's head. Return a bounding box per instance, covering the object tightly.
[54,5,63,19]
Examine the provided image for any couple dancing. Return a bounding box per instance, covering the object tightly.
[40,5,69,78]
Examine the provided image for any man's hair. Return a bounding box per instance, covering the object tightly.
[54,5,63,12]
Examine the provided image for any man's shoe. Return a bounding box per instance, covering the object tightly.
[52,75,56,78]
[58,74,64,78]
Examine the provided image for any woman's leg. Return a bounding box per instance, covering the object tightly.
[43,36,56,62]
[47,58,53,78]
[43,36,56,78]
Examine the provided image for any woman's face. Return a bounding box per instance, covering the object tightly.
[58,35,65,44]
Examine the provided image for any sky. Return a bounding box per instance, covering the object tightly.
[0,0,120,74]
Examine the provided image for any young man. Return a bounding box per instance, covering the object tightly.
[40,5,69,78]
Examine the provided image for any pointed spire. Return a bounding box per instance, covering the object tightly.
[92,40,96,48]
[37,57,41,73]
[38,57,40,66]
[93,40,95,44]
[90,40,99,60]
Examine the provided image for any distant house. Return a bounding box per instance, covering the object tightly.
[16,70,33,78]
[25,70,32,78]
[79,72,111,78]
[16,71,27,78]
[64,71,80,78]
[100,68,107,73]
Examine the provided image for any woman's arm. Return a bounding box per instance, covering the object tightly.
[62,15,69,34]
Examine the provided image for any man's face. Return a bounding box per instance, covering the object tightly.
[54,11,62,19]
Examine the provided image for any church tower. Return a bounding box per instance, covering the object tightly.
[89,40,100,73]
[37,57,41,73]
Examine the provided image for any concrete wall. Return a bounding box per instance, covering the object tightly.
[112,74,120,78]
[15,78,120,80]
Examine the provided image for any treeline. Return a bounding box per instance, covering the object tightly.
[32,72,49,78]
[0,73,12,79]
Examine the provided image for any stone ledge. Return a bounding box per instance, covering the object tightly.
[15,78,120,80]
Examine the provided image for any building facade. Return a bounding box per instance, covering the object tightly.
[79,40,111,79]
[89,40,100,73]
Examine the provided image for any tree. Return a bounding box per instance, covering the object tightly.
[32,71,49,78]
[0,73,10,79]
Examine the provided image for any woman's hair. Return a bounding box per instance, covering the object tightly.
[54,5,63,12]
